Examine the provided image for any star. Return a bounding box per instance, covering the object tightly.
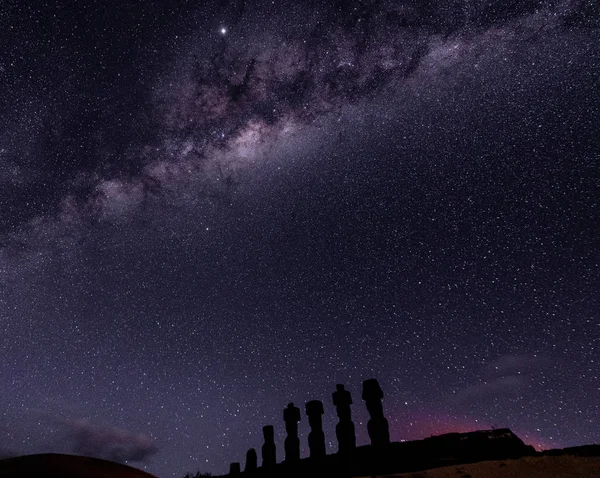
[219,26,227,36]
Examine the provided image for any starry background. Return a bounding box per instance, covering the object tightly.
[1,0,599,476]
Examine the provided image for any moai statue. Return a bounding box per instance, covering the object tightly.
[229,462,241,475]
[261,425,277,469]
[305,400,326,460]
[332,384,356,455]
[283,402,301,462]
[362,378,390,447]
[245,448,257,473]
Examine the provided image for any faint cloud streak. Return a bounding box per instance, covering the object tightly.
[66,420,158,464]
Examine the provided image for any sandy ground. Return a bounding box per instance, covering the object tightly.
[376,455,600,478]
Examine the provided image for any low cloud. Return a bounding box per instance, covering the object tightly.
[451,353,550,404]
[453,375,527,403]
[484,354,547,374]
[66,420,157,463]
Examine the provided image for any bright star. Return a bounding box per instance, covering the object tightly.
[219,27,227,35]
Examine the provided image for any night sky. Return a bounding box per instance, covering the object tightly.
[1,1,599,476]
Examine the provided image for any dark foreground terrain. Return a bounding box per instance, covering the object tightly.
[0,453,158,478]
[383,454,600,478]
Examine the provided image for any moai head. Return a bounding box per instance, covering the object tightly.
[229,462,241,475]
[245,448,257,472]
[284,402,301,428]
[336,384,351,400]
[362,378,384,401]
[305,400,324,427]
[263,425,275,442]
[333,384,353,411]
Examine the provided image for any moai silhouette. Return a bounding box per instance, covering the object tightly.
[283,402,301,462]
[305,400,326,460]
[229,462,241,475]
[362,378,390,447]
[332,384,356,455]
[261,425,277,469]
[245,448,257,473]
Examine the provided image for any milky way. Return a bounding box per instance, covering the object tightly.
[1,1,599,476]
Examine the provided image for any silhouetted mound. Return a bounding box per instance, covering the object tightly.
[0,453,157,478]
[345,428,537,476]
[541,444,600,458]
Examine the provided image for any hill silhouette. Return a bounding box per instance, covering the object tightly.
[0,453,158,478]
